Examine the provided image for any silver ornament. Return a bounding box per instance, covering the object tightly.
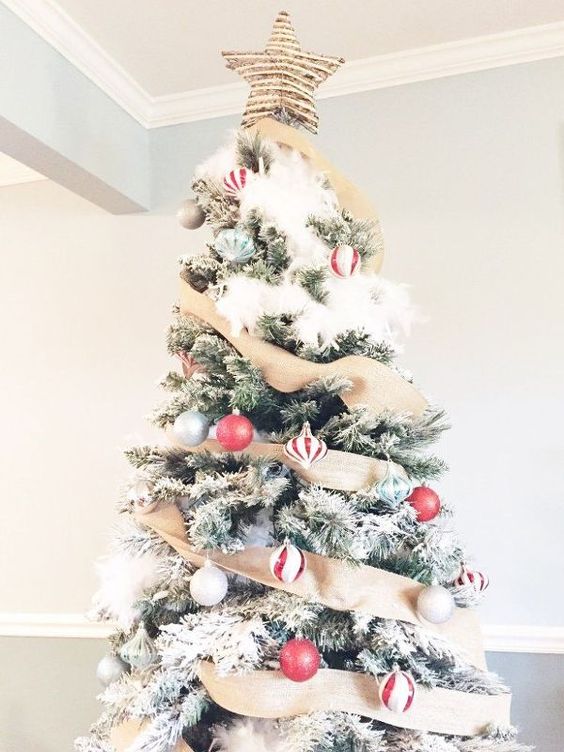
[96,654,128,687]
[213,227,255,263]
[190,562,228,606]
[177,199,205,229]
[416,585,454,624]
[172,410,210,447]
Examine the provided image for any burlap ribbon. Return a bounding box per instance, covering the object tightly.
[198,661,511,736]
[111,719,192,752]
[173,436,397,492]
[136,503,486,669]
[180,280,427,418]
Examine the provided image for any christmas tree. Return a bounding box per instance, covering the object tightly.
[77,12,529,752]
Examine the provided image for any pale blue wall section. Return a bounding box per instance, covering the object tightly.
[0,4,150,211]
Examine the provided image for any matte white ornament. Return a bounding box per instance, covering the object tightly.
[177,198,205,229]
[190,561,228,606]
[172,410,210,447]
[416,585,455,624]
[96,654,128,687]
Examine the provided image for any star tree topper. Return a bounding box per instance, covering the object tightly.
[222,10,344,134]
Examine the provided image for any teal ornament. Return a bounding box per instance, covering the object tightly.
[214,227,255,263]
[376,463,412,503]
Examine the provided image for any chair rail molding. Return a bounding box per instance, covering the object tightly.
[0,613,563,654]
[4,0,564,128]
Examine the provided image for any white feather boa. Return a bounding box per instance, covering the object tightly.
[196,133,414,352]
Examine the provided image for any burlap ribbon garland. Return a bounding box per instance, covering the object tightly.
[136,503,486,669]
[173,436,398,492]
[111,719,192,752]
[180,280,427,418]
[198,661,511,736]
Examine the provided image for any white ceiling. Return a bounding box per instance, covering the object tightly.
[41,0,564,97]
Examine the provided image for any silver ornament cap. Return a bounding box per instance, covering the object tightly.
[189,561,228,606]
[96,654,128,687]
[416,584,455,624]
[172,410,210,447]
[177,198,205,229]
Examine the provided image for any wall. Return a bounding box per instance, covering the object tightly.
[1,56,563,751]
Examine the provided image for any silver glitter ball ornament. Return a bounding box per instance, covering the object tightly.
[177,199,205,229]
[416,585,454,624]
[172,410,210,447]
[190,562,228,606]
[96,654,128,687]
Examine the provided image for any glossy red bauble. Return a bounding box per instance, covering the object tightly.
[279,638,320,682]
[216,413,254,451]
[406,486,441,522]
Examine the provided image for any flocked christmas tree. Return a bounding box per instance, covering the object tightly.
[76,11,530,752]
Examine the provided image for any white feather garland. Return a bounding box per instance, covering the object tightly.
[212,718,290,752]
[195,132,415,352]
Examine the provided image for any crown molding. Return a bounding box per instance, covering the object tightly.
[5,0,564,129]
[0,613,563,654]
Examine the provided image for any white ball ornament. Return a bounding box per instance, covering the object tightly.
[96,654,128,687]
[190,562,228,606]
[172,410,210,447]
[416,585,455,624]
[177,199,205,229]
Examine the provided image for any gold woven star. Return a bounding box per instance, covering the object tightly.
[222,10,344,134]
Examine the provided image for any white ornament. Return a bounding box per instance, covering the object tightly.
[177,198,205,229]
[455,565,489,593]
[379,667,416,713]
[284,422,328,469]
[190,562,228,606]
[416,585,455,624]
[329,245,361,278]
[96,654,127,687]
[172,410,210,447]
[269,540,307,583]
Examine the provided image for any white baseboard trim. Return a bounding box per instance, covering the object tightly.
[4,0,564,128]
[0,613,562,654]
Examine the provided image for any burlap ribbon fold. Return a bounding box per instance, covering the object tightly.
[136,503,486,669]
[180,280,427,418]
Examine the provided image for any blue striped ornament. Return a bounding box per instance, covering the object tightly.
[214,227,256,264]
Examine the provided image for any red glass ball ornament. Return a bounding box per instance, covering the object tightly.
[216,413,254,451]
[279,638,320,682]
[406,486,441,522]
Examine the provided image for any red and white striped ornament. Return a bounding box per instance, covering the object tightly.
[223,167,248,195]
[379,668,416,713]
[284,422,328,469]
[269,540,307,583]
[177,351,206,379]
[329,245,361,278]
[455,565,489,593]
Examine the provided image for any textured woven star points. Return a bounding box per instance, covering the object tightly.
[222,10,344,134]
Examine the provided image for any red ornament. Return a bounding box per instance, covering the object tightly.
[223,168,248,195]
[269,541,307,583]
[284,422,328,469]
[406,486,441,522]
[216,412,254,451]
[379,668,416,713]
[279,638,320,682]
[455,565,489,593]
[329,245,361,278]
